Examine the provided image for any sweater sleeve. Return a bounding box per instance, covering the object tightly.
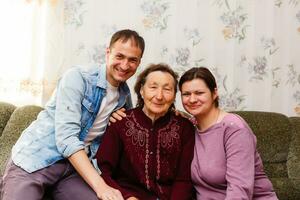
[95,123,136,199]
[170,120,195,200]
[224,126,256,200]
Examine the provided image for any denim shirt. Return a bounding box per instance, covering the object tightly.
[11,65,132,173]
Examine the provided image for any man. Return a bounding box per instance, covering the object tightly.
[1,29,145,200]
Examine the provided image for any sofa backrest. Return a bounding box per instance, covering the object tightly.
[233,111,293,179]
[0,102,16,137]
[0,105,43,175]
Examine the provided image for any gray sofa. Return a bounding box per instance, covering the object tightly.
[1,102,300,199]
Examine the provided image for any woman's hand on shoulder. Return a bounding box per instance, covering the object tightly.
[172,108,191,119]
[109,108,127,125]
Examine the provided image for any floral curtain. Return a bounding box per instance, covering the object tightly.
[1,0,300,116]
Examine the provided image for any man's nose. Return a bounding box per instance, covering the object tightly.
[120,59,130,70]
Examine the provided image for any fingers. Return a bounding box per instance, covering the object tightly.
[100,188,124,200]
[109,116,117,123]
[109,108,127,124]
[115,108,127,118]
[111,112,123,121]
[173,109,190,118]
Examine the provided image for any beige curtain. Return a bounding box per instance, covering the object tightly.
[0,0,64,105]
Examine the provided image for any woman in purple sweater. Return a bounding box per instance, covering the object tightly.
[178,67,278,200]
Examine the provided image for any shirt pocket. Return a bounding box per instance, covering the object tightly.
[81,98,94,128]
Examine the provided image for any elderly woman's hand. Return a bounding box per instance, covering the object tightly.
[109,108,126,124]
[126,197,139,200]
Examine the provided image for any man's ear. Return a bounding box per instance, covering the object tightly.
[106,47,110,55]
[105,47,111,61]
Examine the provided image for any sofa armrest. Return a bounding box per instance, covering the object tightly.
[287,117,300,180]
[0,105,43,175]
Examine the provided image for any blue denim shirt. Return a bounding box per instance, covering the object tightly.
[11,65,132,173]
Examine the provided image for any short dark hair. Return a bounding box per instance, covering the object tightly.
[179,67,219,107]
[109,29,145,57]
[134,63,178,108]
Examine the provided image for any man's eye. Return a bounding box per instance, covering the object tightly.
[130,59,138,63]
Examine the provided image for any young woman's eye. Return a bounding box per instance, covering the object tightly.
[195,91,204,95]
[182,93,190,97]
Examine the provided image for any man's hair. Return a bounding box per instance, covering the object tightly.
[179,67,219,107]
[134,63,178,108]
[109,29,145,57]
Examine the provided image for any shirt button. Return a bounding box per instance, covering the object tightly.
[150,128,153,131]
[150,151,153,155]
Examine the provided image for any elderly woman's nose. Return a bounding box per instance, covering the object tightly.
[155,89,164,99]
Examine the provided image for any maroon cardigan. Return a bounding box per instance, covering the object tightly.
[96,108,195,200]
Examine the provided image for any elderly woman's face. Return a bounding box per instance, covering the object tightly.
[140,71,176,120]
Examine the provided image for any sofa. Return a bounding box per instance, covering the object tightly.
[0,102,300,199]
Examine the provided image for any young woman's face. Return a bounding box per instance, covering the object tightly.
[181,78,217,117]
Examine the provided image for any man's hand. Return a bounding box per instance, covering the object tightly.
[109,108,126,124]
[98,185,124,200]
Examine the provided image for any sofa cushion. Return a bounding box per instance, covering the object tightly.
[233,111,292,163]
[0,102,16,137]
[0,105,43,175]
[287,117,300,180]
[271,177,300,199]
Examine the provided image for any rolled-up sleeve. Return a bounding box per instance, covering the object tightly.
[54,68,86,158]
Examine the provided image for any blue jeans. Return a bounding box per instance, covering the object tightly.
[1,158,97,200]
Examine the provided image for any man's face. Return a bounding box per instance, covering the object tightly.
[106,39,142,86]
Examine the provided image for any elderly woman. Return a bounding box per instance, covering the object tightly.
[95,63,195,200]
[179,67,278,200]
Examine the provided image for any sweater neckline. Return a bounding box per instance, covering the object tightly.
[196,113,231,135]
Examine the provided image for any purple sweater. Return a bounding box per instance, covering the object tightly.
[191,113,278,200]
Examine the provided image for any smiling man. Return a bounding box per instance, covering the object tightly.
[1,29,145,200]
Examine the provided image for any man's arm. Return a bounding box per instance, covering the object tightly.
[54,68,123,200]
[69,150,123,200]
